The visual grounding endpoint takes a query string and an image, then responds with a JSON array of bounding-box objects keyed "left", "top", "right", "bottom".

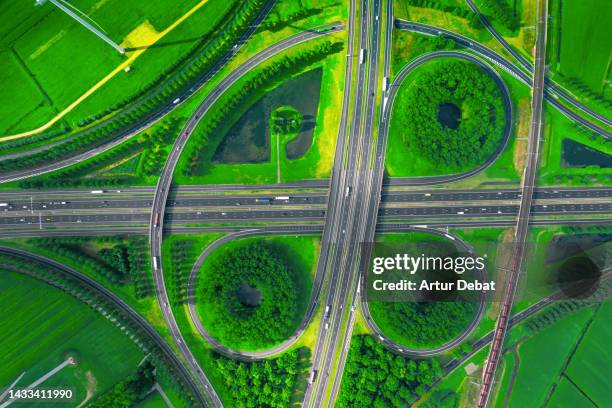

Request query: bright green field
[
  {"left": 504, "top": 307, "right": 593, "bottom": 407},
  {"left": 564, "top": 301, "right": 612, "bottom": 406},
  {"left": 554, "top": 0, "right": 612, "bottom": 94},
  {"left": 0, "top": 0, "right": 232, "bottom": 134},
  {"left": 546, "top": 377, "right": 594, "bottom": 408},
  {"left": 0, "top": 270, "right": 143, "bottom": 406},
  {"left": 196, "top": 235, "right": 319, "bottom": 350}
]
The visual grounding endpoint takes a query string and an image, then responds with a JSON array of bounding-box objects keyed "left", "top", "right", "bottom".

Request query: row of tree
[
  {"left": 27, "top": 237, "right": 152, "bottom": 297},
  {"left": 19, "top": 118, "right": 183, "bottom": 189},
  {"left": 182, "top": 41, "right": 344, "bottom": 176},
  {"left": 213, "top": 348, "right": 307, "bottom": 407},
  {"left": 337, "top": 335, "right": 444, "bottom": 407},
  {"left": 169, "top": 239, "right": 198, "bottom": 305}
]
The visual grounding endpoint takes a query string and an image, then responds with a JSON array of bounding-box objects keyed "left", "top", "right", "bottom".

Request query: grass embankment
[
  {"left": 196, "top": 236, "right": 318, "bottom": 351},
  {"left": 0, "top": 270, "right": 143, "bottom": 406}
]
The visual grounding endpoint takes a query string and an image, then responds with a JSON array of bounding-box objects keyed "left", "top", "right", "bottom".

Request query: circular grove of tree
[
  {"left": 396, "top": 59, "right": 507, "bottom": 170},
  {"left": 199, "top": 241, "right": 307, "bottom": 350}
]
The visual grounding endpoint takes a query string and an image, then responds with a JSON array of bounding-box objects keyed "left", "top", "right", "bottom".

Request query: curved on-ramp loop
[
  {"left": 359, "top": 227, "right": 487, "bottom": 357},
  {"left": 186, "top": 228, "right": 323, "bottom": 361},
  {"left": 383, "top": 50, "right": 513, "bottom": 187}
]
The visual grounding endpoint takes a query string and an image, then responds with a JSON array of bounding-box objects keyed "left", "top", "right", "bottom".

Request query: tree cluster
[
  {"left": 200, "top": 242, "right": 301, "bottom": 347},
  {"left": 213, "top": 348, "right": 306, "bottom": 407},
  {"left": 337, "top": 335, "right": 443, "bottom": 407},
  {"left": 271, "top": 107, "right": 303, "bottom": 135},
  {"left": 403, "top": 0, "right": 483, "bottom": 28},
  {"left": 397, "top": 60, "right": 505, "bottom": 169},
  {"left": 478, "top": 0, "right": 519, "bottom": 32},
  {"left": 89, "top": 360, "right": 156, "bottom": 407},
  {"left": 369, "top": 301, "right": 477, "bottom": 347},
  {"left": 261, "top": 7, "right": 323, "bottom": 32},
  {"left": 182, "top": 41, "right": 343, "bottom": 176}
]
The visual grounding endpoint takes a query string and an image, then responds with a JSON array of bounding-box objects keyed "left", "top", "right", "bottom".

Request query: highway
[
  {"left": 305, "top": 0, "right": 389, "bottom": 405},
  {"left": 395, "top": 20, "right": 612, "bottom": 139},
  {"left": 0, "top": 0, "right": 279, "bottom": 184},
  {"left": 0, "top": 246, "right": 208, "bottom": 407},
  {"left": 477, "top": 1, "right": 548, "bottom": 406},
  {"left": 3, "top": 186, "right": 612, "bottom": 209},
  {"left": 145, "top": 22, "right": 346, "bottom": 407},
  {"left": 463, "top": 0, "right": 611, "bottom": 129}
]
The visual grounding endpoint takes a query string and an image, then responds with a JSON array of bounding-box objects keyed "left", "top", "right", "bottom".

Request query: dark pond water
[
  {"left": 437, "top": 102, "right": 461, "bottom": 130},
  {"left": 562, "top": 138, "right": 612, "bottom": 168},
  {"left": 213, "top": 68, "right": 323, "bottom": 163},
  {"left": 236, "top": 284, "right": 261, "bottom": 307}
]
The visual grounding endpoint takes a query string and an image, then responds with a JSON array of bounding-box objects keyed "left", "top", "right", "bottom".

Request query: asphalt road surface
[
  {"left": 147, "top": 23, "right": 346, "bottom": 407},
  {"left": 395, "top": 20, "right": 611, "bottom": 139}
]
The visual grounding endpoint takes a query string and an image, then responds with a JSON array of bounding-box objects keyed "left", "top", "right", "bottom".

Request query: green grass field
[
  {"left": 0, "top": 0, "right": 234, "bottom": 134},
  {"left": 503, "top": 307, "right": 594, "bottom": 407},
  {"left": 564, "top": 301, "right": 612, "bottom": 407},
  {"left": 551, "top": 0, "right": 612, "bottom": 95},
  {"left": 545, "top": 377, "right": 595, "bottom": 408},
  {"left": 0, "top": 270, "right": 143, "bottom": 406}
]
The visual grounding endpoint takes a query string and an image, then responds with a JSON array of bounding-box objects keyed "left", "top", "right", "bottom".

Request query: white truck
[
  {"left": 359, "top": 49, "right": 366, "bottom": 64},
  {"left": 90, "top": 190, "right": 104, "bottom": 194}
]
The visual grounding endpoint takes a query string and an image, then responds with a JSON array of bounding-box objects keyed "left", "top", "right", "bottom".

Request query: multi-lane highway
[{"left": 145, "top": 22, "right": 347, "bottom": 407}]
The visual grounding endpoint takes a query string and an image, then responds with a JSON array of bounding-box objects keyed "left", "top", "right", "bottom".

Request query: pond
[
  {"left": 236, "top": 284, "right": 261, "bottom": 308},
  {"left": 213, "top": 68, "right": 323, "bottom": 163},
  {"left": 562, "top": 138, "right": 612, "bottom": 168},
  {"left": 437, "top": 102, "right": 461, "bottom": 130}
]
